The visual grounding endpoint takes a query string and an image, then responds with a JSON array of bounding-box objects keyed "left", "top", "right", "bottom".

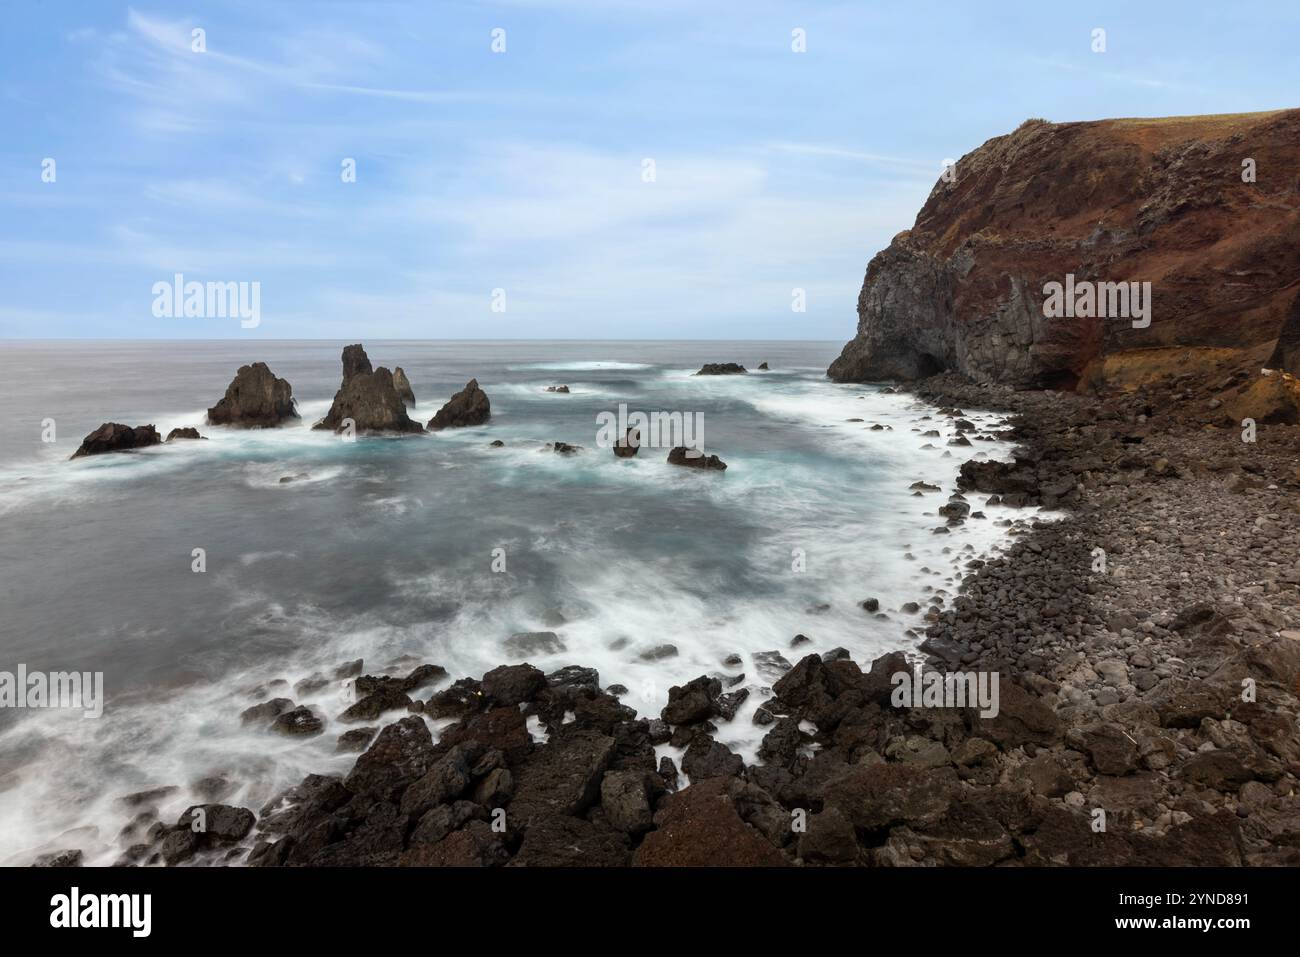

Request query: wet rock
[
  {"left": 345, "top": 715, "right": 437, "bottom": 800},
  {"left": 270, "top": 706, "right": 323, "bottom": 736},
  {"left": 661, "top": 676, "right": 721, "bottom": 725},
  {"left": 336, "top": 727, "right": 377, "bottom": 753},
  {"left": 70, "top": 423, "right": 162, "bottom": 459},
  {"left": 696, "top": 363, "right": 747, "bottom": 375},
  {"left": 165, "top": 427, "right": 205, "bottom": 442},
  {"left": 339, "top": 687, "right": 411, "bottom": 722},
  {"left": 32, "top": 849, "right": 83, "bottom": 867},
  {"left": 505, "top": 631, "right": 564, "bottom": 657},
  {"left": 682, "top": 737, "right": 744, "bottom": 780},
  {"left": 481, "top": 664, "right": 546, "bottom": 706},
  {"left": 614, "top": 428, "right": 640, "bottom": 458},
  {"left": 177, "top": 804, "right": 256, "bottom": 843},
  {"left": 427, "top": 378, "right": 491, "bottom": 430},
  {"left": 667, "top": 446, "right": 727, "bottom": 470},
  {"left": 240, "top": 698, "right": 294, "bottom": 727}
]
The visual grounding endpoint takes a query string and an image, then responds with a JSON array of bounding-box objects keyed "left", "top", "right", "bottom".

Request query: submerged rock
[
  {"left": 613, "top": 428, "right": 640, "bottom": 458},
  {"left": 70, "top": 423, "right": 161, "bottom": 459},
  {"left": 427, "top": 379, "right": 491, "bottom": 430},
  {"left": 207, "top": 362, "right": 299, "bottom": 428}
]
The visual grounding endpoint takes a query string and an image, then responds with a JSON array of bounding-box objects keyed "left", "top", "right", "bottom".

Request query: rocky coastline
[{"left": 66, "top": 361, "right": 1298, "bottom": 868}]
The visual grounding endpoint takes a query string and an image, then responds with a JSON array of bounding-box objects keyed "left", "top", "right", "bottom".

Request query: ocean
[{"left": 0, "top": 339, "right": 1021, "bottom": 864}]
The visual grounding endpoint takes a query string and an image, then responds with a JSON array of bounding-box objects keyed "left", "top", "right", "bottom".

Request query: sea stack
[
  {"left": 393, "top": 367, "right": 416, "bottom": 406},
  {"left": 207, "top": 362, "right": 300, "bottom": 428},
  {"left": 314, "top": 344, "right": 423, "bottom": 434},
  {"left": 70, "top": 423, "right": 162, "bottom": 459},
  {"left": 427, "top": 379, "right": 491, "bottom": 430}
]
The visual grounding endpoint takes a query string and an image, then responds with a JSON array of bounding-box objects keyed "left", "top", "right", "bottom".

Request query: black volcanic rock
[
  {"left": 393, "top": 367, "right": 416, "bottom": 406},
  {"left": 207, "top": 362, "right": 299, "bottom": 428},
  {"left": 70, "top": 423, "right": 161, "bottom": 459},
  {"left": 667, "top": 446, "right": 727, "bottom": 471},
  {"left": 427, "top": 379, "right": 491, "bottom": 430},
  {"left": 342, "top": 343, "right": 373, "bottom": 382},
  {"left": 696, "top": 363, "right": 747, "bottom": 375},
  {"left": 314, "top": 345, "right": 424, "bottom": 434},
  {"left": 165, "top": 427, "right": 205, "bottom": 442}
]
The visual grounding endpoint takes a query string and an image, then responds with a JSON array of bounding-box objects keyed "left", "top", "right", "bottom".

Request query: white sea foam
[{"left": 0, "top": 371, "right": 1050, "bottom": 866}]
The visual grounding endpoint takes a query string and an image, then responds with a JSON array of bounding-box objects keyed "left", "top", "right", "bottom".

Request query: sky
[{"left": 1, "top": 0, "right": 1296, "bottom": 341}]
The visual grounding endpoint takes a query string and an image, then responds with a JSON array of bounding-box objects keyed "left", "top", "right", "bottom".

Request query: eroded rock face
[
  {"left": 828, "top": 110, "right": 1300, "bottom": 389},
  {"left": 207, "top": 362, "right": 300, "bottom": 428},
  {"left": 70, "top": 423, "right": 161, "bottom": 459},
  {"left": 427, "top": 379, "right": 491, "bottom": 430},
  {"left": 392, "top": 367, "right": 415, "bottom": 406},
  {"left": 314, "top": 345, "right": 423, "bottom": 434},
  {"left": 342, "top": 343, "right": 373, "bottom": 381}
]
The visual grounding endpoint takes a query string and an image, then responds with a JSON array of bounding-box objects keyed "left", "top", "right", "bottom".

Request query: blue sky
[{"left": 1, "top": 0, "right": 1296, "bottom": 340}]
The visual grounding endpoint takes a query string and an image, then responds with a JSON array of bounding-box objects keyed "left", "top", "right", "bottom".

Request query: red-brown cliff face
[{"left": 828, "top": 110, "right": 1300, "bottom": 392}]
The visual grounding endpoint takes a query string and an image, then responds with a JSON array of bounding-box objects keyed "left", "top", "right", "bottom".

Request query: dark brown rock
[
  {"left": 207, "top": 362, "right": 299, "bottom": 428},
  {"left": 427, "top": 378, "right": 491, "bottom": 430},
  {"left": 70, "top": 423, "right": 161, "bottom": 459}
]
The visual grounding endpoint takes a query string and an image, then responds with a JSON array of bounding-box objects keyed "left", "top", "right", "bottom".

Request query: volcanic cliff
[{"left": 828, "top": 109, "right": 1300, "bottom": 392}]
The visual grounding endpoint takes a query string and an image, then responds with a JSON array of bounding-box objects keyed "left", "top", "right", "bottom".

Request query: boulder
[
  {"left": 70, "top": 423, "right": 161, "bottom": 459},
  {"left": 206, "top": 362, "right": 299, "bottom": 428},
  {"left": 634, "top": 778, "right": 787, "bottom": 866},
  {"left": 695, "top": 363, "right": 747, "bottom": 375},
  {"left": 666, "top": 446, "right": 727, "bottom": 471},
  {"left": 613, "top": 428, "right": 640, "bottom": 458},
  {"left": 165, "top": 427, "right": 205, "bottom": 442},
  {"left": 427, "top": 378, "right": 491, "bottom": 430}
]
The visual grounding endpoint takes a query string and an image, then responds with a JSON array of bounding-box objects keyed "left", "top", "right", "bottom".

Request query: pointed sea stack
[
  {"left": 207, "top": 362, "right": 300, "bottom": 428},
  {"left": 427, "top": 379, "right": 491, "bottom": 430},
  {"left": 313, "top": 344, "right": 423, "bottom": 434},
  {"left": 393, "top": 367, "right": 416, "bottom": 406}
]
